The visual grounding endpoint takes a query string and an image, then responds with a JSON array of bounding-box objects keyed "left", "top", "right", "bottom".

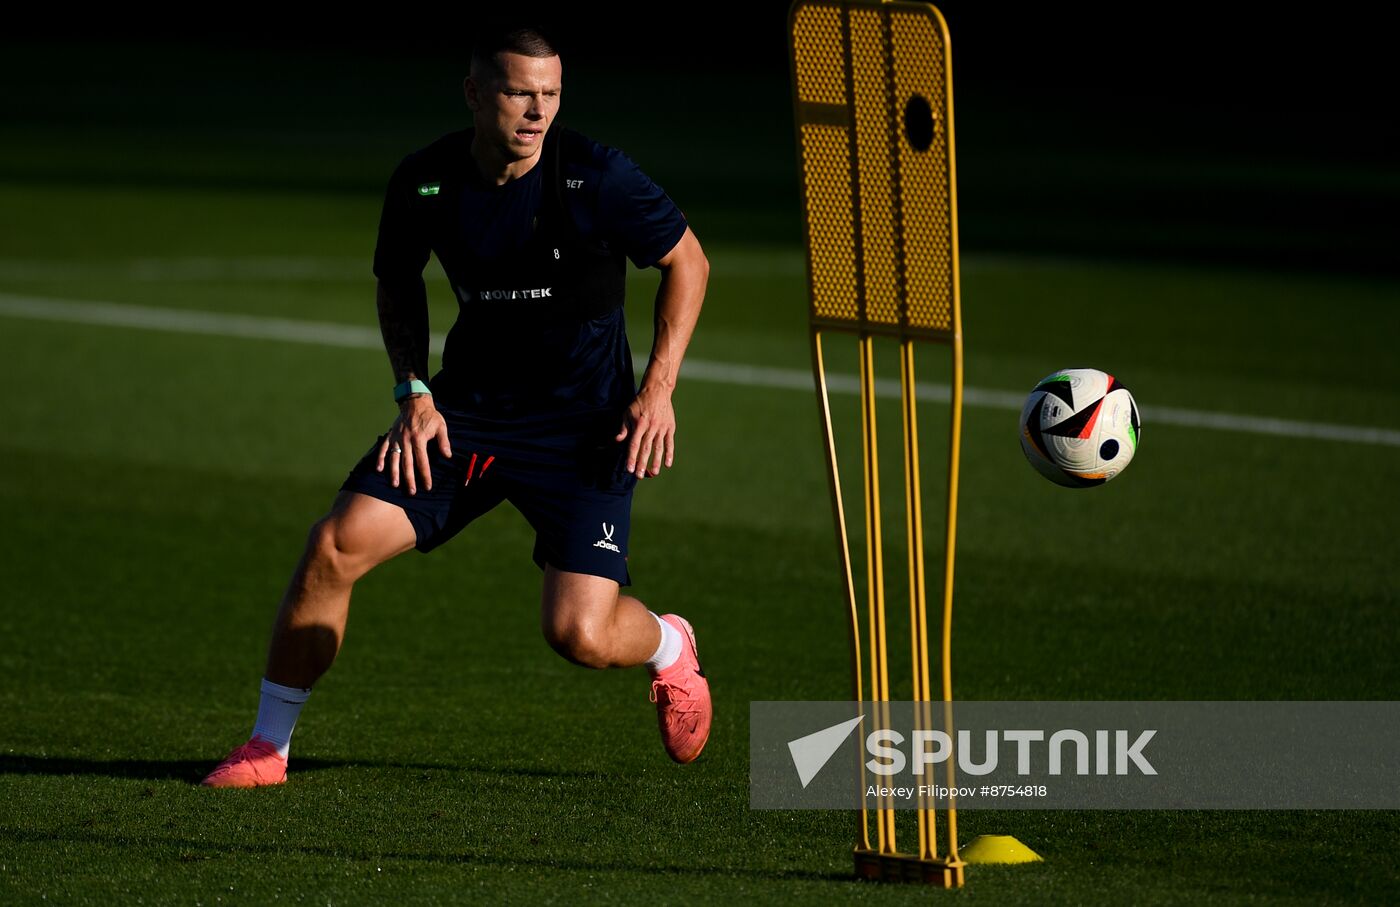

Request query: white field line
[
  {"left": 3, "top": 292, "right": 1399, "bottom": 449},
  {"left": 0, "top": 257, "right": 373, "bottom": 283}
]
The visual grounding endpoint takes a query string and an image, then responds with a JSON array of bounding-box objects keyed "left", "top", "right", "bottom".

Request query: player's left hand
[{"left": 616, "top": 385, "right": 676, "bottom": 479}]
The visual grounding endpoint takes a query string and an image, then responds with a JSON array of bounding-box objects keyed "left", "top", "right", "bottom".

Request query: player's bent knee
[
  {"left": 304, "top": 515, "right": 381, "bottom": 586},
  {"left": 542, "top": 617, "right": 614, "bottom": 669},
  {"left": 539, "top": 567, "right": 625, "bottom": 668},
  {"left": 302, "top": 518, "right": 358, "bottom": 585},
  {"left": 303, "top": 495, "right": 415, "bottom": 584}
]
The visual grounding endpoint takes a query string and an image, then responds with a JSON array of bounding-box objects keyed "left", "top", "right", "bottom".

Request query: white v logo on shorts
[{"left": 593, "top": 522, "right": 620, "bottom": 553}]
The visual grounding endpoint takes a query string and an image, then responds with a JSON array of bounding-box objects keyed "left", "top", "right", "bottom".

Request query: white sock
[
  {"left": 645, "top": 612, "right": 683, "bottom": 672},
  {"left": 251, "top": 678, "right": 311, "bottom": 758}
]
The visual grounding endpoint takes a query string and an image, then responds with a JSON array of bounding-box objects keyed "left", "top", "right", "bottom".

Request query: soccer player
[{"left": 202, "top": 27, "right": 712, "bottom": 787}]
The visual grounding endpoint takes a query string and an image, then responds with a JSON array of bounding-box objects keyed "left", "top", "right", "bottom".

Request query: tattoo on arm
[{"left": 376, "top": 279, "right": 430, "bottom": 383}]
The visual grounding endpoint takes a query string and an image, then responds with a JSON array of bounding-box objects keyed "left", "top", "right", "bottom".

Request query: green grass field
[
  {"left": 2, "top": 36, "right": 1399, "bottom": 904},
  {"left": 2, "top": 176, "right": 1398, "bottom": 905}
]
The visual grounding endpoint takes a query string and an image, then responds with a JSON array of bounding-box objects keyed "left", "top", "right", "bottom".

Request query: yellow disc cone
[{"left": 959, "top": 835, "right": 1043, "bottom": 864}]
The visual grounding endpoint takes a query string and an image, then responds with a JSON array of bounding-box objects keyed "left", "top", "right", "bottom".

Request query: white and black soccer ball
[{"left": 1019, "top": 368, "right": 1141, "bottom": 488}]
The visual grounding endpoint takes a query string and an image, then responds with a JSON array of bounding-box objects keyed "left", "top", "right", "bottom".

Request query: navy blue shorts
[{"left": 339, "top": 408, "right": 636, "bottom": 586}]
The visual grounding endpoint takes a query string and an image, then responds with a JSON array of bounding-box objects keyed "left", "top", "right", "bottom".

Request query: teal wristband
[{"left": 393, "top": 379, "right": 431, "bottom": 403}]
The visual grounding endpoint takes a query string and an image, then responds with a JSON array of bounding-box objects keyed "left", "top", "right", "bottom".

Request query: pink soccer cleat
[
  {"left": 649, "top": 614, "right": 712, "bottom": 764},
  {"left": 200, "top": 737, "right": 288, "bottom": 788}
]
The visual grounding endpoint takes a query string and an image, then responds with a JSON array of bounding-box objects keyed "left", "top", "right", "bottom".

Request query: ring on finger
[{"left": 392, "top": 445, "right": 403, "bottom": 454}]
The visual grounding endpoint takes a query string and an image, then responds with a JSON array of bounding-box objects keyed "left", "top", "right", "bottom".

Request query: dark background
[{"left": 3, "top": 3, "right": 1395, "bottom": 272}]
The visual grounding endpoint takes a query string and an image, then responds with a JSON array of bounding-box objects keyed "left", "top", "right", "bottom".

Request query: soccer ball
[{"left": 1019, "top": 368, "right": 1141, "bottom": 488}]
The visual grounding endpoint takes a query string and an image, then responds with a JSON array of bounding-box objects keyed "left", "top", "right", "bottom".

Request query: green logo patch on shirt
[{"left": 418, "top": 182, "right": 441, "bottom": 196}]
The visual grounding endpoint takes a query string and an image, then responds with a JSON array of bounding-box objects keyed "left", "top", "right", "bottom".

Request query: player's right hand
[{"left": 376, "top": 395, "right": 452, "bottom": 495}]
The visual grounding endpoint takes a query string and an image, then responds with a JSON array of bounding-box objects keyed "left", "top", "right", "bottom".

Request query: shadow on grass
[
  {"left": 0, "top": 824, "right": 848, "bottom": 884},
  {"left": 0, "top": 754, "right": 604, "bottom": 783}
]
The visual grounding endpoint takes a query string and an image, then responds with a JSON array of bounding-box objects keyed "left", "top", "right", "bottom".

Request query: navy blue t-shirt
[{"left": 372, "top": 127, "right": 687, "bottom": 452}]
